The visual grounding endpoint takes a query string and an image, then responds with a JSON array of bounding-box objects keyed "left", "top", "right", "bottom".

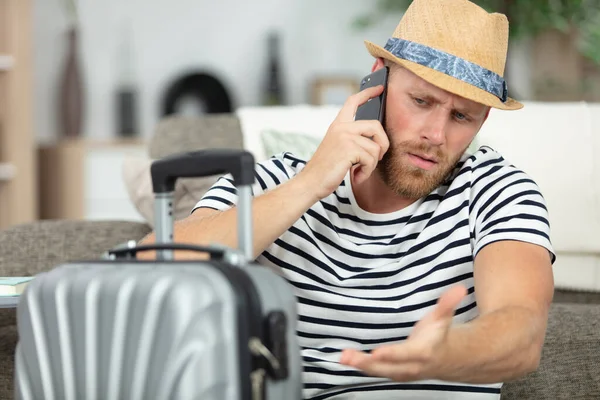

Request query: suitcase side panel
[{"left": 16, "top": 262, "right": 243, "bottom": 400}]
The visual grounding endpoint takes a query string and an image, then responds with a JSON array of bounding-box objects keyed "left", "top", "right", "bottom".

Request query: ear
[
  {"left": 371, "top": 58, "right": 385, "bottom": 73},
  {"left": 483, "top": 107, "right": 491, "bottom": 122},
  {"left": 476, "top": 107, "right": 492, "bottom": 132}
]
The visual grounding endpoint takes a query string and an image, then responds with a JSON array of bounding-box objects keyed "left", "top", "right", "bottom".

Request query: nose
[{"left": 421, "top": 108, "right": 448, "bottom": 146}]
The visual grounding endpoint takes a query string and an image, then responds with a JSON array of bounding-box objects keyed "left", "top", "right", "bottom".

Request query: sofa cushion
[
  {"left": 148, "top": 114, "right": 243, "bottom": 159},
  {"left": 129, "top": 114, "right": 245, "bottom": 225},
  {"left": 122, "top": 155, "right": 218, "bottom": 227},
  {"left": 0, "top": 220, "right": 151, "bottom": 277}
]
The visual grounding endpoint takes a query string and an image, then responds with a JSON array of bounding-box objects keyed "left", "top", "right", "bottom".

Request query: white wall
[{"left": 33, "top": 0, "right": 403, "bottom": 143}]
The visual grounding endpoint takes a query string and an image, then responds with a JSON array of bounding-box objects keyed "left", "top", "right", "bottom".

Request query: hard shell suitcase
[{"left": 14, "top": 149, "right": 303, "bottom": 400}]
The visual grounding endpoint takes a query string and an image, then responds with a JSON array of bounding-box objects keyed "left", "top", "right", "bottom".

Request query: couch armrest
[
  {"left": 502, "top": 303, "right": 600, "bottom": 399},
  {"left": 0, "top": 219, "right": 151, "bottom": 277}
]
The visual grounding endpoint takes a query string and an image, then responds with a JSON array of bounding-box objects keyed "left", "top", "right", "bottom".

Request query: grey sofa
[{"left": 0, "top": 114, "right": 599, "bottom": 399}]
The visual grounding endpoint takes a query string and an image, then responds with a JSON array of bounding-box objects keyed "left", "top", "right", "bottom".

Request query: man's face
[{"left": 375, "top": 61, "right": 490, "bottom": 199}]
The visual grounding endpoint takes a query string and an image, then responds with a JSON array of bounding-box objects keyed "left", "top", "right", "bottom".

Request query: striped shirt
[{"left": 194, "top": 146, "right": 555, "bottom": 399}]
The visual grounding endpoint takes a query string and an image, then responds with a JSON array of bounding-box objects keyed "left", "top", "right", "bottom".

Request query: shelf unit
[
  {"left": 0, "top": 0, "right": 37, "bottom": 229},
  {"left": 38, "top": 138, "right": 147, "bottom": 222}
]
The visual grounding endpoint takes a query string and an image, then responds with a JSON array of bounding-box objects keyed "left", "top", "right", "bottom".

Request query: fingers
[
  {"left": 349, "top": 145, "right": 377, "bottom": 183},
  {"left": 341, "top": 121, "right": 387, "bottom": 184},
  {"left": 353, "top": 135, "right": 381, "bottom": 162},
  {"left": 355, "top": 360, "right": 423, "bottom": 382},
  {"left": 348, "top": 120, "right": 390, "bottom": 159},
  {"left": 352, "top": 136, "right": 381, "bottom": 184},
  {"left": 338, "top": 286, "right": 468, "bottom": 384},
  {"left": 340, "top": 348, "right": 424, "bottom": 382},
  {"left": 337, "top": 85, "right": 385, "bottom": 122},
  {"left": 431, "top": 285, "right": 468, "bottom": 321},
  {"left": 340, "top": 348, "right": 373, "bottom": 369},
  {"left": 370, "top": 341, "right": 432, "bottom": 364}
]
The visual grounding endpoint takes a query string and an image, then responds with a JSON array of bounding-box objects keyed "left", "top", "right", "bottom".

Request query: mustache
[{"left": 393, "top": 140, "right": 446, "bottom": 162}]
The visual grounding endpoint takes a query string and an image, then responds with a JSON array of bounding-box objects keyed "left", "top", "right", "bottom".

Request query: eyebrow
[{"left": 410, "top": 91, "right": 479, "bottom": 116}]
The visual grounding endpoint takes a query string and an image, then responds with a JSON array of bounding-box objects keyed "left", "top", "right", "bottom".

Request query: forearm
[
  {"left": 432, "top": 306, "right": 546, "bottom": 384},
  {"left": 139, "top": 174, "right": 318, "bottom": 260}
]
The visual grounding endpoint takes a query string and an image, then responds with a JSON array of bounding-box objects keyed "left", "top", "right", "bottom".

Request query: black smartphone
[{"left": 355, "top": 66, "right": 389, "bottom": 125}]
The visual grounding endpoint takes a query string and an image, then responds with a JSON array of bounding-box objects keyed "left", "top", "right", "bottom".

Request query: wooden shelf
[
  {"left": 0, "top": 54, "right": 14, "bottom": 71},
  {"left": 0, "top": 163, "right": 16, "bottom": 181},
  {"left": 0, "top": 0, "right": 37, "bottom": 229}
]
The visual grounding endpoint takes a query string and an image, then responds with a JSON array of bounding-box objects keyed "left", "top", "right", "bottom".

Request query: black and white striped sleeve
[
  {"left": 192, "top": 152, "right": 299, "bottom": 213},
  {"left": 471, "top": 164, "right": 556, "bottom": 263}
]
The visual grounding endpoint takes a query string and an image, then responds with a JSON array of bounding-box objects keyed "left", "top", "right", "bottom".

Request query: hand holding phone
[
  {"left": 355, "top": 67, "right": 389, "bottom": 126},
  {"left": 297, "top": 73, "right": 390, "bottom": 202}
]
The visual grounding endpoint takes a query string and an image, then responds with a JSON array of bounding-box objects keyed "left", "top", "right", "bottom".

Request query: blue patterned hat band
[{"left": 384, "top": 37, "right": 508, "bottom": 103}]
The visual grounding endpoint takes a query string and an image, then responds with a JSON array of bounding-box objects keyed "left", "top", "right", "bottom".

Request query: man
[{"left": 141, "top": 0, "right": 555, "bottom": 398}]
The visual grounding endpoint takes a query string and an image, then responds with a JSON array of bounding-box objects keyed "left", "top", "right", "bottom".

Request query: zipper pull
[
  {"left": 250, "top": 368, "right": 266, "bottom": 400},
  {"left": 248, "top": 337, "right": 281, "bottom": 371}
]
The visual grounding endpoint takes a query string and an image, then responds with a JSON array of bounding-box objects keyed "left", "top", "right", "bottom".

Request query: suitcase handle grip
[
  {"left": 150, "top": 149, "right": 255, "bottom": 193},
  {"left": 108, "top": 243, "right": 225, "bottom": 259}
]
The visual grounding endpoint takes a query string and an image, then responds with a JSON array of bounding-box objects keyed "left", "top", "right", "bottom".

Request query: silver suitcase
[{"left": 14, "top": 149, "right": 303, "bottom": 400}]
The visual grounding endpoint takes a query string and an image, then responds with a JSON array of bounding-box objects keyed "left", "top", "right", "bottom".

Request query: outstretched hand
[{"left": 340, "top": 285, "right": 468, "bottom": 382}]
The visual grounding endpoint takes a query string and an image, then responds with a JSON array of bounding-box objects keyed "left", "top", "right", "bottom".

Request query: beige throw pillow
[{"left": 122, "top": 155, "right": 218, "bottom": 228}]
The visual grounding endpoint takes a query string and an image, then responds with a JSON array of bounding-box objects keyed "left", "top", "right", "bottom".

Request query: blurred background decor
[
  {"left": 58, "top": 0, "right": 85, "bottom": 138},
  {"left": 115, "top": 20, "right": 139, "bottom": 138},
  {"left": 262, "top": 31, "right": 286, "bottom": 106},
  {"left": 310, "top": 76, "right": 359, "bottom": 105},
  {"left": 353, "top": 0, "right": 600, "bottom": 102},
  {"left": 161, "top": 71, "right": 234, "bottom": 118},
  {"left": 7, "top": 0, "right": 596, "bottom": 229}
]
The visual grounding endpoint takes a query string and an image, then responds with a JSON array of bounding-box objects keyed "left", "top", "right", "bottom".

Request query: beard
[{"left": 376, "top": 135, "right": 466, "bottom": 200}]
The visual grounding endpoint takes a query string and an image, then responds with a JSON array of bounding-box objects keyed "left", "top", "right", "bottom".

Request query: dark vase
[
  {"left": 59, "top": 26, "right": 84, "bottom": 138},
  {"left": 262, "top": 32, "right": 285, "bottom": 106},
  {"left": 116, "top": 87, "right": 137, "bottom": 137}
]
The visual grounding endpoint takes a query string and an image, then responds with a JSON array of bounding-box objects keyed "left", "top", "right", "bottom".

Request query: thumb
[{"left": 431, "top": 285, "right": 467, "bottom": 321}]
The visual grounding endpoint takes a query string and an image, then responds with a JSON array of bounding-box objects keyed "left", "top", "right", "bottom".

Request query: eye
[
  {"left": 454, "top": 112, "right": 468, "bottom": 121},
  {"left": 414, "top": 97, "right": 427, "bottom": 105}
]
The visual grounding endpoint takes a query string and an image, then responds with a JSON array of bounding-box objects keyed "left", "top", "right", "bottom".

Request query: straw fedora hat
[{"left": 365, "top": 0, "right": 522, "bottom": 110}]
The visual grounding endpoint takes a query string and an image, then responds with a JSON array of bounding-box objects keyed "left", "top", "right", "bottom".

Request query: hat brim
[{"left": 365, "top": 40, "right": 523, "bottom": 111}]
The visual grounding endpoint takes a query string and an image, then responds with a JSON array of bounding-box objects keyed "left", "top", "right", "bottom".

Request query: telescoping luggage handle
[{"left": 149, "top": 148, "right": 255, "bottom": 261}]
